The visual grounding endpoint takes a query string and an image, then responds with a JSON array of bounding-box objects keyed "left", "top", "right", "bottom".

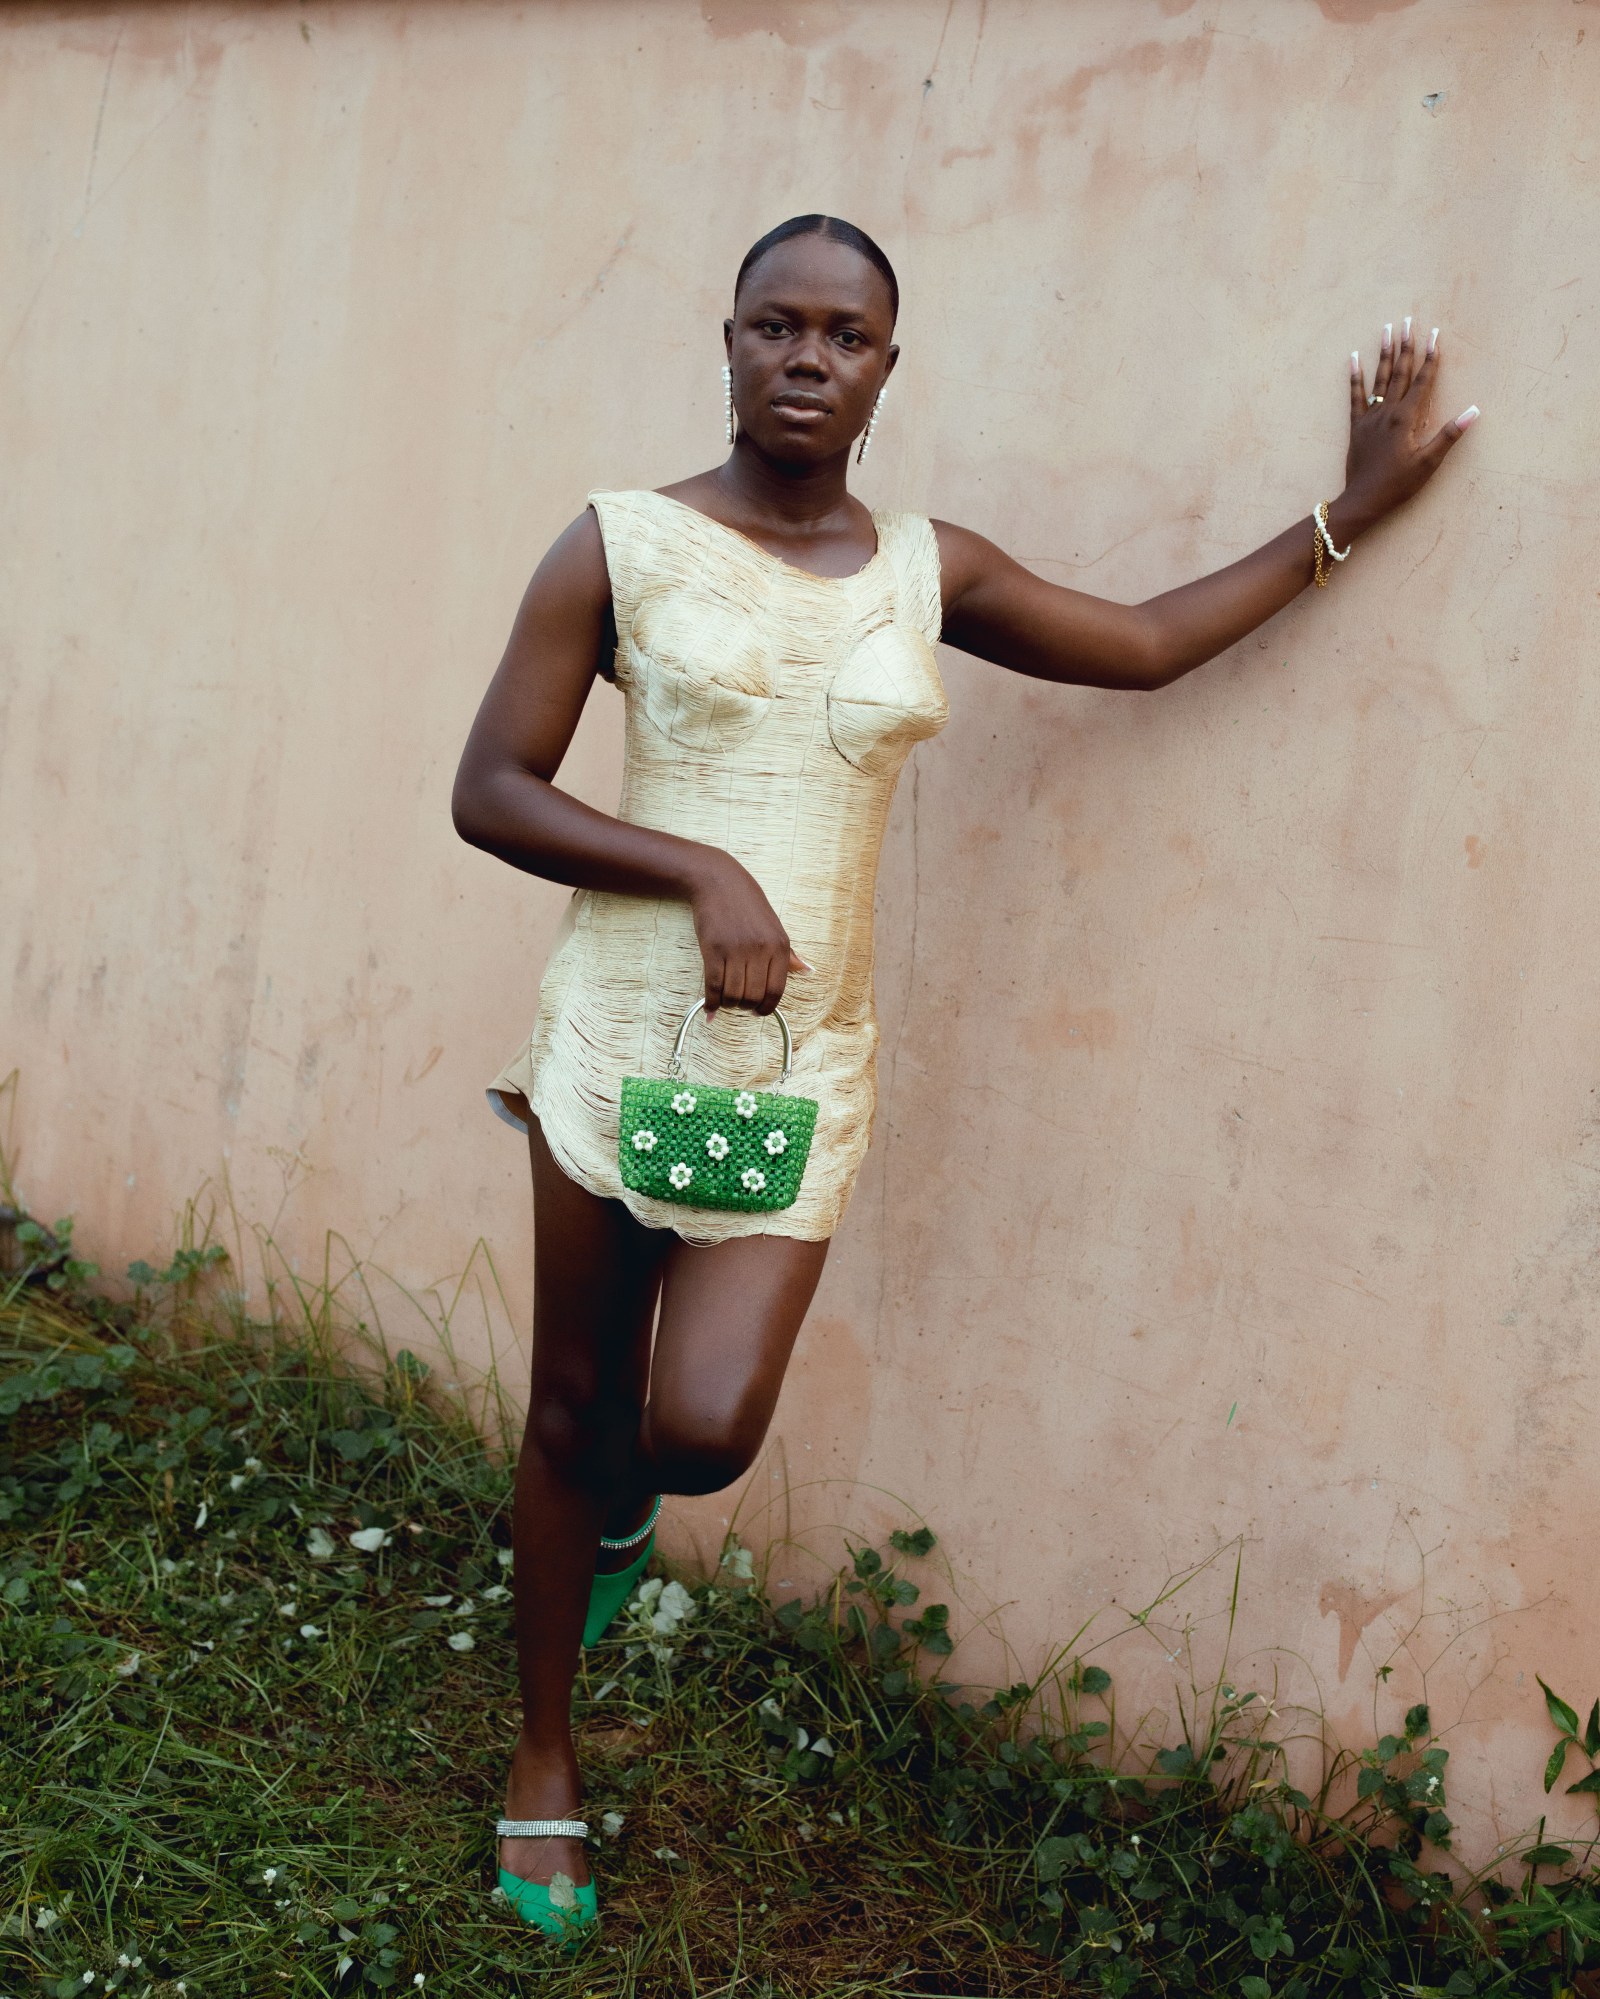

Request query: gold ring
[{"left": 1367, "top": 393, "right": 1384, "bottom": 406}]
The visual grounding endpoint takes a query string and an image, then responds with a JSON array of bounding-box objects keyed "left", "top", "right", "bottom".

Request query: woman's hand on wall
[
  {"left": 935, "top": 318, "right": 1481, "bottom": 693},
  {"left": 1337, "top": 321, "right": 1479, "bottom": 541}
]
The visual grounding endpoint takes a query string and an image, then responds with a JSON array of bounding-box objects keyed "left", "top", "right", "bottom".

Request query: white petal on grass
[
  {"left": 114, "top": 1652, "right": 141, "bottom": 1677},
  {"left": 547, "top": 1872, "right": 578, "bottom": 1912},
  {"left": 305, "top": 1527, "right": 337, "bottom": 1560},
  {"left": 811, "top": 1736, "right": 835, "bottom": 1757},
  {"left": 420, "top": 1594, "right": 453, "bottom": 1608},
  {"left": 228, "top": 1474, "right": 246, "bottom": 1491},
  {"left": 652, "top": 1846, "right": 679, "bottom": 1862},
  {"left": 495, "top": 1548, "right": 513, "bottom": 1568},
  {"left": 659, "top": 1579, "right": 696, "bottom": 1621},
  {"left": 193, "top": 1502, "right": 208, "bottom": 1530},
  {"left": 66, "top": 1578, "right": 88, "bottom": 1595},
  {"left": 298, "top": 1623, "right": 324, "bottom": 1639},
  {"left": 447, "top": 1630, "right": 475, "bottom": 1652},
  {"left": 348, "top": 1526, "right": 390, "bottom": 1553},
  {"left": 336, "top": 1956, "right": 353, "bottom": 1977},
  {"left": 601, "top": 1811, "right": 625, "bottom": 1837},
  {"left": 277, "top": 1601, "right": 298, "bottom": 1618},
  {"left": 479, "top": 1584, "right": 510, "bottom": 1602}
]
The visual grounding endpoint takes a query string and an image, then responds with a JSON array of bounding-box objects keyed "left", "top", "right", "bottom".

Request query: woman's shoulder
[{"left": 868, "top": 510, "right": 943, "bottom": 640}]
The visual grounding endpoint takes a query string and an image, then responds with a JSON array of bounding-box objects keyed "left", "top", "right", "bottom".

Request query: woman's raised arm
[{"left": 935, "top": 322, "right": 1478, "bottom": 692}]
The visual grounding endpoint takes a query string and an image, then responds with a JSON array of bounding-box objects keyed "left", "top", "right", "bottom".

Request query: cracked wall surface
[{"left": 3, "top": 0, "right": 1597, "bottom": 1864}]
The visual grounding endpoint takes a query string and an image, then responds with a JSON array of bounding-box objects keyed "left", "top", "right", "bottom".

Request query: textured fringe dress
[{"left": 487, "top": 488, "right": 948, "bottom": 1244}]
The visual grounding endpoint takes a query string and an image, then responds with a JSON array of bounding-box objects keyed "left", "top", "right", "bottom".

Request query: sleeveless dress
[{"left": 486, "top": 488, "right": 948, "bottom": 1243}]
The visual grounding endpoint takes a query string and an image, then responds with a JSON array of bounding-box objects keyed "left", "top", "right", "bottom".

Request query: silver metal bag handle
[{"left": 667, "top": 998, "right": 792, "bottom": 1085}]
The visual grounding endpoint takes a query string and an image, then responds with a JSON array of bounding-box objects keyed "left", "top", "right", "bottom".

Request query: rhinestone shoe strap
[
  {"left": 598, "top": 1492, "right": 663, "bottom": 1551},
  {"left": 496, "top": 1818, "right": 588, "bottom": 1839}
]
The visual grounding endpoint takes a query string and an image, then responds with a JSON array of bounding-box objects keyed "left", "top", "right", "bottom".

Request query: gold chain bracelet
[{"left": 1312, "top": 501, "right": 1352, "bottom": 588}]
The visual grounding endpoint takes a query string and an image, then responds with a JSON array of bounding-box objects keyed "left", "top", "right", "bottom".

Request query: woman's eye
[{"left": 836, "top": 330, "right": 863, "bottom": 347}]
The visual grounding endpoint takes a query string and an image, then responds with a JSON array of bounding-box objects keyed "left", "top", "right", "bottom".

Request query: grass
[{"left": 2, "top": 1215, "right": 1599, "bottom": 1999}]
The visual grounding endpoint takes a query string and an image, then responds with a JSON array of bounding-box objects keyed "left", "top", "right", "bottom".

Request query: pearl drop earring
[
  {"left": 722, "top": 362, "right": 735, "bottom": 445},
  {"left": 856, "top": 384, "right": 887, "bottom": 465}
]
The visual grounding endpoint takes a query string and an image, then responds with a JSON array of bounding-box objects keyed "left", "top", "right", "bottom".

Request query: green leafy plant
[
  {"left": 125, "top": 1242, "right": 229, "bottom": 1291},
  {"left": 10, "top": 1215, "right": 98, "bottom": 1294},
  {"left": 4, "top": 1212, "right": 1599, "bottom": 1998},
  {"left": 1539, "top": 1675, "right": 1600, "bottom": 1807}
]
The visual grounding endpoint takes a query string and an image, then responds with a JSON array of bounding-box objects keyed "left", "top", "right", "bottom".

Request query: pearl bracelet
[{"left": 1312, "top": 501, "right": 1352, "bottom": 588}]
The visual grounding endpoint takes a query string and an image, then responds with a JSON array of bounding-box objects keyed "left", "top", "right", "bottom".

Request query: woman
[{"left": 451, "top": 214, "right": 1477, "bottom": 1935}]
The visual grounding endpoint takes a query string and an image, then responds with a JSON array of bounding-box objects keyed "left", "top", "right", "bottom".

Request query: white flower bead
[
  {"left": 734, "top": 1092, "right": 758, "bottom": 1119},
  {"left": 741, "top": 1167, "right": 766, "bottom": 1193},
  {"left": 671, "top": 1090, "right": 696, "bottom": 1114},
  {"left": 632, "top": 1129, "right": 657, "bottom": 1153},
  {"left": 668, "top": 1161, "right": 693, "bottom": 1190},
  {"left": 706, "top": 1132, "right": 730, "bottom": 1160},
  {"left": 763, "top": 1129, "right": 788, "bottom": 1156}
]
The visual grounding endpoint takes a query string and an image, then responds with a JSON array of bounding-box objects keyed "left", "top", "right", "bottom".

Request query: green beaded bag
[{"left": 618, "top": 1001, "right": 818, "bottom": 1214}]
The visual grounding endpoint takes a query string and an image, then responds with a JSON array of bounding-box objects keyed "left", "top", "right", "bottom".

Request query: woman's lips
[{"left": 772, "top": 400, "right": 830, "bottom": 424}]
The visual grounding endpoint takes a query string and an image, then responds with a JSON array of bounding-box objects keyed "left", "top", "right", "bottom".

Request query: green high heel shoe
[
  {"left": 496, "top": 1816, "right": 599, "bottom": 1941},
  {"left": 583, "top": 1494, "right": 662, "bottom": 1648}
]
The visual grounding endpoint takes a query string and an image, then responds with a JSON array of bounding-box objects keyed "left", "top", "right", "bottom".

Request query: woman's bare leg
[
  {"left": 500, "top": 1119, "right": 664, "bottom": 1895},
  {"left": 501, "top": 1114, "right": 829, "bottom": 1896},
  {"left": 628, "top": 1228, "right": 829, "bottom": 1502}
]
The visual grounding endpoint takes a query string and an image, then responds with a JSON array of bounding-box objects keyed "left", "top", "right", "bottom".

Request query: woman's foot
[
  {"left": 500, "top": 1730, "right": 590, "bottom": 1891},
  {"left": 595, "top": 1491, "right": 658, "bottom": 1575}
]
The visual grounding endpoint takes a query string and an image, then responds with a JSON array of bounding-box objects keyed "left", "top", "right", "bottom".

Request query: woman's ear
[
  {"left": 884, "top": 343, "right": 900, "bottom": 381},
  {"left": 723, "top": 318, "right": 734, "bottom": 356}
]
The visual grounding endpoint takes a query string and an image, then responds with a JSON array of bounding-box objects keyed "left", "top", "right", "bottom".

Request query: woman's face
[{"left": 724, "top": 236, "right": 898, "bottom": 467}]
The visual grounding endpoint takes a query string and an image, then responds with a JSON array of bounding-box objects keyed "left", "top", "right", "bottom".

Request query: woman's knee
[
  {"left": 642, "top": 1398, "right": 769, "bottom": 1496},
  {"left": 526, "top": 1384, "right": 642, "bottom": 1492}
]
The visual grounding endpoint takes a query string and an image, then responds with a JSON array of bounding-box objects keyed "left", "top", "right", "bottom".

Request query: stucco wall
[{"left": 4, "top": 0, "right": 1597, "bottom": 1864}]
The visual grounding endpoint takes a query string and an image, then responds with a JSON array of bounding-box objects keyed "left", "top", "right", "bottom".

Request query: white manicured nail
[
  {"left": 1403, "top": 315, "right": 1412, "bottom": 342},
  {"left": 1428, "top": 327, "right": 1439, "bottom": 354},
  {"left": 1351, "top": 350, "right": 1361, "bottom": 373},
  {"left": 1382, "top": 323, "right": 1393, "bottom": 351},
  {"left": 1456, "top": 405, "right": 1480, "bottom": 428}
]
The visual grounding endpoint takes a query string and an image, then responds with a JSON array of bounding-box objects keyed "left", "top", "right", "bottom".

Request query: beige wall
[{"left": 4, "top": 0, "right": 1597, "bottom": 1865}]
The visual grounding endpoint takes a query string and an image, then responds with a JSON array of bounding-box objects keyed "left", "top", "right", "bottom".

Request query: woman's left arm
[{"left": 935, "top": 324, "right": 1478, "bottom": 691}]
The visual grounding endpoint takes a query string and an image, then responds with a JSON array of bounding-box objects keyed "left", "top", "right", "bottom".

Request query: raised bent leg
[{"left": 632, "top": 1228, "right": 830, "bottom": 1500}]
